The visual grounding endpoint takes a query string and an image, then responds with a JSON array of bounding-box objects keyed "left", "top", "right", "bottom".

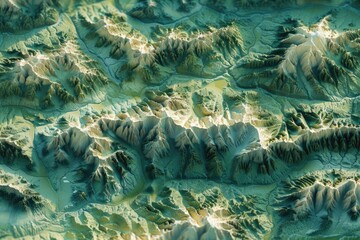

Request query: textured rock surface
[{"left": 0, "top": 0, "right": 359, "bottom": 239}]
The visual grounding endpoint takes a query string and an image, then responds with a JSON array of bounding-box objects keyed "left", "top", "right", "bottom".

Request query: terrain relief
[{"left": 0, "top": 0, "right": 360, "bottom": 239}]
